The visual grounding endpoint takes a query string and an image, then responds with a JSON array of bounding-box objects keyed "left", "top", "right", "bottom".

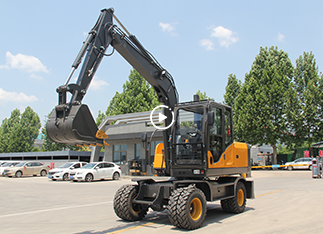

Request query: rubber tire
[
  {"left": 85, "top": 173, "right": 93, "bottom": 182},
  {"left": 113, "top": 184, "right": 147, "bottom": 221},
  {"left": 221, "top": 182, "right": 246, "bottom": 214},
  {"left": 40, "top": 170, "right": 47, "bottom": 176},
  {"left": 15, "top": 171, "right": 23, "bottom": 178},
  {"left": 63, "top": 173, "right": 69, "bottom": 181},
  {"left": 168, "top": 185, "right": 207, "bottom": 230},
  {"left": 112, "top": 172, "right": 120, "bottom": 180},
  {"left": 309, "top": 165, "right": 312, "bottom": 171},
  {"left": 288, "top": 166, "right": 293, "bottom": 171}
]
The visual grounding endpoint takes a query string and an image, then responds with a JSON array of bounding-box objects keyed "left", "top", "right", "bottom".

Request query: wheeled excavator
[{"left": 46, "top": 8, "right": 254, "bottom": 230}]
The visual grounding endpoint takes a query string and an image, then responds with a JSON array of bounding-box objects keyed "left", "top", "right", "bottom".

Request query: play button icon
[
  {"left": 158, "top": 113, "right": 167, "bottom": 122},
  {"left": 150, "top": 105, "right": 175, "bottom": 130}
]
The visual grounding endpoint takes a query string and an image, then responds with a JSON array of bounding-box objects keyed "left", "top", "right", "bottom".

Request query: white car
[
  {"left": 0, "top": 162, "right": 20, "bottom": 175},
  {"left": 48, "top": 162, "right": 87, "bottom": 181},
  {"left": 69, "top": 162, "right": 121, "bottom": 182},
  {"left": 285, "top": 157, "right": 313, "bottom": 170}
]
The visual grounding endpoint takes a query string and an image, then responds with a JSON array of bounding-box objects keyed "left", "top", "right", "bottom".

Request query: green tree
[
  {"left": 195, "top": 90, "right": 210, "bottom": 100},
  {"left": 97, "top": 69, "right": 159, "bottom": 123},
  {"left": 0, "top": 107, "right": 41, "bottom": 153},
  {"left": 234, "top": 46, "right": 294, "bottom": 163},
  {"left": 223, "top": 73, "right": 242, "bottom": 110},
  {"left": 285, "top": 52, "right": 322, "bottom": 156}
]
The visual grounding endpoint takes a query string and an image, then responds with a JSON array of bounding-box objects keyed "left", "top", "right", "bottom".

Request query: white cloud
[
  {"left": 278, "top": 33, "right": 285, "bottom": 42},
  {"left": 199, "top": 39, "right": 214, "bottom": 51},
  {"left": 0, "top": 88, "right": 38, "bottom": 103},
  {"left": 210, "top": 26, "right": 238, "bottom": 48},
  {"left": 29, "top": 73, "right": 44, "bottom": 80},
  {"left": 159, "top": 22, "right": 178, "bottom": 36},
  {"left": 89, "top": 76, "right": 109, "bottom": 91},
  {"left": 0, "top": 52, "right": 49, "bottom": 79}
]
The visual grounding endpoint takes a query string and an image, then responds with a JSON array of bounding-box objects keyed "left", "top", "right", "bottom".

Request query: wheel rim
[
  {"left": 190, "top": 197, "right": 202, "bottom": 221},
  {"left": 16, "top": 171, "right": 22, "bottom": 177},
  {"left": 237, "top": 189, "right": 244, "bottom": 207},
  {"left": 131, "top": 193, "right": 140, "bottom": 214},
  {"left": 114, "top": 173, "right": 119, "bottom": 180},
  {"left": 63, "top": 174, "right": 68, "bottom": 181},
  {"left": 41, "top": 170, "right": 46, "bottom": 176},
  {"left": 86, "top": 174, "right": 92, "bottom": 182}
]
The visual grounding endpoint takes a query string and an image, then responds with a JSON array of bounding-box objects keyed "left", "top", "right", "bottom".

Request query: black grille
[{"left": 172, "top": 143, "right": 203, "bottom": 165}]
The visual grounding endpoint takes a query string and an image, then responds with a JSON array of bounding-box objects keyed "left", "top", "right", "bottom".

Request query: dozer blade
[{"left": 46, "top": 104, "right": 101, "bottom": 145}]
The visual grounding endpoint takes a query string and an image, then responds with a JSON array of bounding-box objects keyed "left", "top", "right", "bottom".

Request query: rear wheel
[
  {"left": 168, "top": 184, "right": 207, "bottom": 230},
  {"left": 40, "top": 170, "right": 47, "bottom": 176},
  {"left": 112, "top": 172, "right": 120, "bottom": 180},
  {"left": 221, "top": 181, "right": 246, "bottom": 214},
  {"left": 113, "top": 184, "right": 147, "bottom": 221},
  {"left": 15, "top": 171, "right": 22, "bottom": 178},
  {"left": 287, "top": 166, "right": 293, "bottom": 171}
]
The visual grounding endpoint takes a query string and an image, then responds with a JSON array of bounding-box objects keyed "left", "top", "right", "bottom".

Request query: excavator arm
[{"left": 46, "top": 8, "right": 178, "bottom": 172}]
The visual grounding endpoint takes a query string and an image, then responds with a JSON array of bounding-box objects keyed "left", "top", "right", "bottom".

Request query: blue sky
[{"left": 0, "top": 1, "right": 322, "bottom": 128}]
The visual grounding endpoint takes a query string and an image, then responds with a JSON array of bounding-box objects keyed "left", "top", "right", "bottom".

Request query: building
[{"left": 96, "top": 110, "right": 164, "bottom": 175}]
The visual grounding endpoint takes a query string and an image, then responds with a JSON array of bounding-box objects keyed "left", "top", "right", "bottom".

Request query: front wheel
[
  {"left": 168, "top": 185, "right": 207, "bottom": 230},
  {"left": 85, "top": 173, "right": 93, "bottom": 182},
  {"left": 15, "top": 171, "right": 23, "bottom": 178},
  {"left": 113, "top": 184, "right": 147, "bottom": 221},
  {"left": 62, "top": 173, "right": 69, "bottom": 181}
]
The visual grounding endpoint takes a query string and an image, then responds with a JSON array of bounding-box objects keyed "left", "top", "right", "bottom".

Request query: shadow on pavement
[{"left": 74, "top": 203, "right": 255, "bottom": 233}]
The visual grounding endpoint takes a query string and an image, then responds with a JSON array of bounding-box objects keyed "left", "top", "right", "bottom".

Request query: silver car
[{"left": 285, "top": 157, "right": 313, "bottom": 170}]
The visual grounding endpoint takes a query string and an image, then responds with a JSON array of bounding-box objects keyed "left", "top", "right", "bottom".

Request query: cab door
[
  {"left": 96, "top": 163, "right": 106, "bottom": 179},
  {"left": 32, "top": 162, "right": 42, "bottom": 175},
  {"left": 105, "top": 163, "right": 115, "bottom": 178}
]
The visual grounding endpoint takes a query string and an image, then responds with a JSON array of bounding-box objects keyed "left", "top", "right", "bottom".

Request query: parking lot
[{"left": 1, "top": 170, "right": 323, "bottom": 234}]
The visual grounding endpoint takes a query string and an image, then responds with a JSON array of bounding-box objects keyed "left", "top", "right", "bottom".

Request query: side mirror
[
  {"left": 70, "top": 167, "right": 74, "bottom": 170},
  {"left": 141, "top": 132, "right": 147, "bottom": 142},
  {"left": 207, "top": 112, "right": 215, "bottom": 126},
  {"left": 95, "top": 167, "right": 99, "bottom": 170}
]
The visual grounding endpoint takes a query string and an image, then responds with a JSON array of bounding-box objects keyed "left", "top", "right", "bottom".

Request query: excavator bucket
[{"left": 46, "top": 104, "right": 100, "bottom": 145}]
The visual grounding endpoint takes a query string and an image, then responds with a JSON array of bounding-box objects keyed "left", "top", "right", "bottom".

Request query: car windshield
[
  {"left": 15, "top": 162, "right": 26, "bottom": 167},
  {"left": 81, "top": 163, "right": 97, "bottom": 169},
  {"left": 3, "top": 162, "right": 19, "bottom": 167},
  {"left": 59, "top": 163, "right": 74, "bottom": 168}
]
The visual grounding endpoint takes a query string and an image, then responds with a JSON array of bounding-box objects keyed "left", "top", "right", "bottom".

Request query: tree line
[
  {"left": 1, "top": 46, "right": 321, "bottom": 158},
  {"left": 224, "top": 46, "right": 322, "bottom": 163}
]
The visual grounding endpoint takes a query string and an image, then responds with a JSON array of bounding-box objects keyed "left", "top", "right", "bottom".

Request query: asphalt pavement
[{"left": 0, "top": 170, "right": 322, "bottom": 234}]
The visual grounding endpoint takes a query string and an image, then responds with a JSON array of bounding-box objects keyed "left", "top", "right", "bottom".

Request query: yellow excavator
[{"left": 46, "top": 8, "right": 254, "bottom": 230}]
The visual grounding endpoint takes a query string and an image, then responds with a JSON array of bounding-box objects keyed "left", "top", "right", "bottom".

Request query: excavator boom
[{"left": 46, "top": 8, "right": 178, "bottom": 172}]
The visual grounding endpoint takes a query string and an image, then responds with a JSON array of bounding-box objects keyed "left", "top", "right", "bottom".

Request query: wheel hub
[{"left": 189, "top": 197, "right": 202, "bottom": 221}]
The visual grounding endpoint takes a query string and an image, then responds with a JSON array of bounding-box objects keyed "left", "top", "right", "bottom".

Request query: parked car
[
  {"left": 0, "top": 162, "right": 21, "bottom": 175},
  {"left": 3, "top": 161, "right": 49, "bottom": 177},
  {"left": 69, "top": 162, "right": 121, "bottom": 182},
  {"left": 48, "top": 162, "right": 87, "bottom": 181},
  {"left": 285, "top": 157, "right": 313, "bottom": 170}
]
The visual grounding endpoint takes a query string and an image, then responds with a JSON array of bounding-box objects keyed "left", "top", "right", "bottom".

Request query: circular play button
[{"left": 150, "top": 105, "right": 175, "bottom": 130}]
